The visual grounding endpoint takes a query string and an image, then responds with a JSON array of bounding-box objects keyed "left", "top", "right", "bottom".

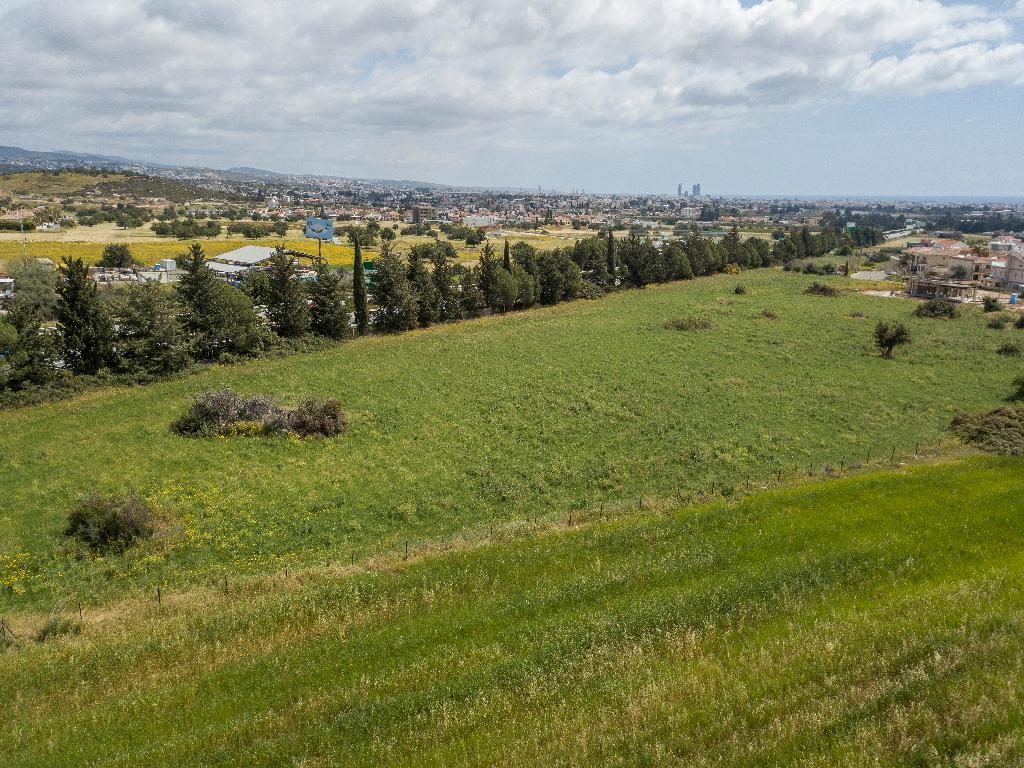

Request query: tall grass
[
  {"left": 1, "top": 459, "right": 1022, "bottom": 766},
  {"left": 0, "top": 271, "right": 1019, "bottom": 606}
]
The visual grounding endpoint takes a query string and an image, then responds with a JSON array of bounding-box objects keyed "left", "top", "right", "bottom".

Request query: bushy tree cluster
[
  {"left": 226, "top": 221, "right": 288, "bottom": 238},
  {"left": 151, "top": 219, "right": 222, "bottom": 239},
  {"left": 0, "top": 244, "right": 354, "bottom": 397},
  {"left": 439, "top": 222, "right": 486, "bottom": 245}
]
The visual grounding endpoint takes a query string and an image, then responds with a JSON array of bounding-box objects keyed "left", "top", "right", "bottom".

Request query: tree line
[{"left": 0, "top": 226, "right": 828, "bottom": 403}]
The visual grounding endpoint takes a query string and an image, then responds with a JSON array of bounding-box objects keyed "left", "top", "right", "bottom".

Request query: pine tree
[
  {"left": 372, "top": 242, "right": 418, "bottom": 332},
  {"left": 720, "top": 225, "right": 745, "bottom": 268},
  {"left": 461, "top": 265, "right": 485, "bottom": 317},
  {"left": 502, "top": 239, "right": 512, "bottom": 272},
  {"left": 432, "top": 241, "right": 462, "bottom": 321},
  {"left": 114, "top": 281, "right": 188, "bottom": 375},
  {"left": 266, "top": 246, "right": 309, "bottom": 338},
  {"left": 478, "top": 241, "right": 498, "bottom": 307},
  {"left": 352, "top": 237, "right": 368, "bottom": 335},
  {"left": 56, "top": 256, "right": 113, "bottom": 375},
  {"left": 309, "top": 259, "right": 350, "bottom": 340},
  {"left": 176, "top": 243, "right": 218, "bottom": 334},
  {"left": 176, "top": 244, "right": 260, "bottom": 360},
  {"left": 1, "top": 301, "right": 60, "bottom": 390},
  {"left": 407, "top": 244, "right": 438, "bottom": 327}
]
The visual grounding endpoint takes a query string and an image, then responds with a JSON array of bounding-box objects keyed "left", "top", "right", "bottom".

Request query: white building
[{"left": 462, "top": 215, "right": 498, "bottom": 227}]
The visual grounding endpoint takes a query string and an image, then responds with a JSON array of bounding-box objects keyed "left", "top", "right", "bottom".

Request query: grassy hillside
[
  {"left": 0, "top": 170, "right": 237, "bottom": 203},
  {"left": 1, "top": 271, "right": 1020, "bottom": 607},
  {"left": 0, "top": 171, "right": 130, "bottom": 197},
  {"left": 3, "top": 458, "right": 1023, "bottom": 766}
]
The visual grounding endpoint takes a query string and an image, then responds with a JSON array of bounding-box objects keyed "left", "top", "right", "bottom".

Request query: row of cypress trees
[{"left": 2, "top": 225, "right": 809, "bottom": 398}]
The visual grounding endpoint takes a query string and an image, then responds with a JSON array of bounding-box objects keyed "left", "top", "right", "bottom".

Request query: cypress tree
[
  {"left": 352, "top": 237, "right": 368, "bottom": 335},
  {"left": 502, "top": 239, "right": 512, "bottom": 272},
  {"left": 56, "top": 256, "right": 113, "bottom": 375}
]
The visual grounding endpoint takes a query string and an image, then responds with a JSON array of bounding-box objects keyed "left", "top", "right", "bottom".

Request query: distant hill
[
  {"left": 0, "top": 169, "right": 244, "bottom": 203},
  {"left": 0, "top": 145, "right": 164, "bottom": 174},
  {"left": 225, "top": 166, "right": 286, "bottom": 179},
  {"left": 0, "top": 144, "right": 462, "bottom": 192}
]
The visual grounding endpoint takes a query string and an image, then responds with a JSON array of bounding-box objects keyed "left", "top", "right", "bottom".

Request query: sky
[{"left": 1, "top": 0, "right": 1023, "bottom": 196}]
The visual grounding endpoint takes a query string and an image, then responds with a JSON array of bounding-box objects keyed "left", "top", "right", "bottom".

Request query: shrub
[
  {"left": 983, "top": 296, "right": 1001, "bottom": 313},
  {"left": 170, "top": 388, "right": 249, "bottom": 437},
  {"left": 757, "top": 308, "right": 778, "bottom": 321},
  {"left": 171, "top": 388, "right": 346, "bottom": 439},
  {"left": 287, "top": 399, "right": 347, "bottom": 438},
  {"left": 1016, "top": 314, "right": 1024, "bottom": 330},
  {"left": 64, "top": 494, "right": 156, "bottom": 553},
  {"left": 951, "top": 406, "right": 1024, "bottom": 455},
  {"left": 664, "top": 316, "right": 712, "bottom": 332},
  {"left": 734, "top": 284, "right": 747, "bottom": 295},
  {"left": 988, "top": 315, "right": 1009, "bottom": 330},
  {"left": 35, "top": 617, "right": 81, "bottom": 643},
  {"left": 1013, "top": 374, "right": 1024, "bottom": 402},
  {"left": 849, "top": 311, "right": 867, "bottom": 320},
  {"left": 805, "top": 282, "right": 838, "bottom": 297},
  {"left": 914, "top": 299, "right": 960, "bottom": 319},
  {"left": 874, "top": 321, "right": 910, "bottom": 358},
  {"left": 997, "top": 342, "right": 1022, "bottom": 357}
]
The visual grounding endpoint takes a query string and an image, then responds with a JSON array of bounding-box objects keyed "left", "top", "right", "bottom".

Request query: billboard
[{"left": 304, "top": 217, "right": 334, "bottom": 241}]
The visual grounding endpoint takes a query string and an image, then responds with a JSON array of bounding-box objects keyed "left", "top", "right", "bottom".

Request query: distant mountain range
[
  {"left": 0, "top": 145, "right": 456, "bottom": 192},
  {"left": 0, "top": 145, "right": 171, "bottom": 173}
]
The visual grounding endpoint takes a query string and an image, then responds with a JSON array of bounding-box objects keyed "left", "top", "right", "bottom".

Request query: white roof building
[{"left": 214, "top": 246, "right": 276, "bottom": 266}]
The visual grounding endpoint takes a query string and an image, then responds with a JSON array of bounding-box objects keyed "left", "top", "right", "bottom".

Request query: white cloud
[{"left": 0, "top": 0, "right": 1022, "bottom": 180}]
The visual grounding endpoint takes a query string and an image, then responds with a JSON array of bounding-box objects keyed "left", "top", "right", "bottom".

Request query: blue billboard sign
[{"left": 304, "top": 217, "right": 334, "bottom": 241}]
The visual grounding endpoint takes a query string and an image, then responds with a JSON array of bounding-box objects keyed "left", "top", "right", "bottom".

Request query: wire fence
[{"left": 2, "top": 438, "right": 950, "bottom": 644}]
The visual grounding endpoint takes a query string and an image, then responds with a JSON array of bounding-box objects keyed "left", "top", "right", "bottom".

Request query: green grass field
[
  {"left": 3, "top": 458, "right": 1023, "bottom": 766},
  {"left": 2, "top": 271, "right": 1021, "bottom": 609}
]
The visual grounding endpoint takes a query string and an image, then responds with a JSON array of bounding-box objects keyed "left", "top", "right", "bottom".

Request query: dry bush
[
  {"left": 664, "top": 316, "right": 712, "bottom": 332},
  {"left": 287, "top": 399, "right": 347, "bottom": 438},
  {"left": 951, "top": 406, "right": 1024, "bottom": 455},
  {"left": 804, "top": 282, "right": 839, "bottom": 297},
  {"left": 171, "top": 388, "right": 347, "bottom": 439},
  {"left": 65, "top": 494, "right": 156, "bottom": 553},
  {"left": 914, "top": 299, "right": 960, "bottom": 319}
]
